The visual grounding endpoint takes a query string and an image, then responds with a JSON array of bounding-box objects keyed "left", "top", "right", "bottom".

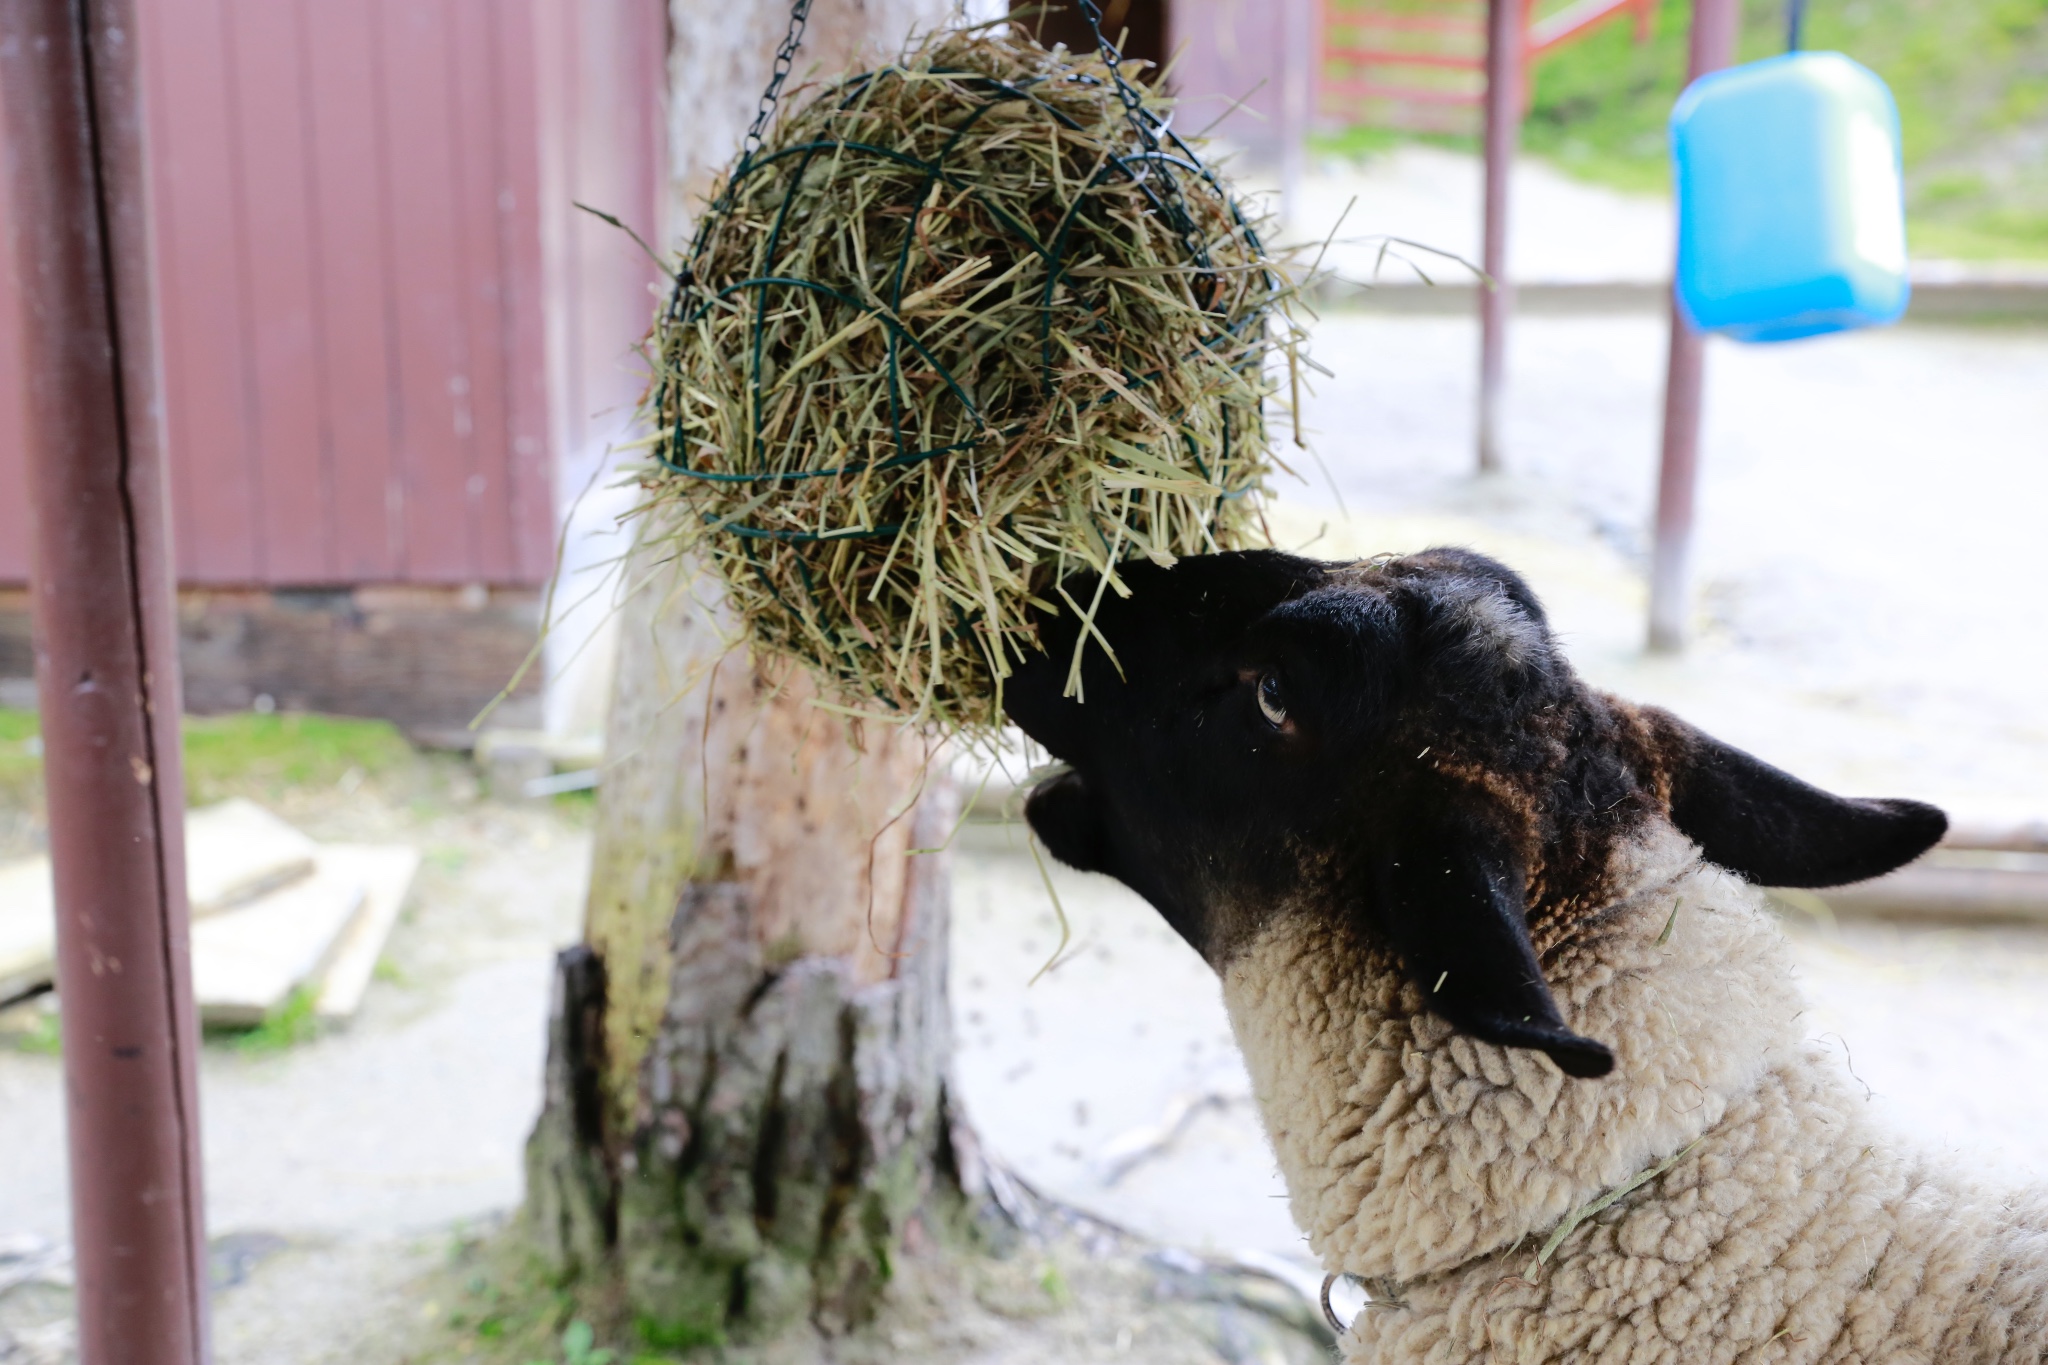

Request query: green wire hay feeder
[{"left": 639, "top": 21, "right": 1301, "bottom": 734}]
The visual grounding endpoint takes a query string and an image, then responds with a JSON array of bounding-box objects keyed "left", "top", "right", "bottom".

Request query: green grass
[
  {"left": 1519, "top": 1, "right": 1698, "bottom": 193},
  {"left": 0, "top": 709, "right": 42, "bottom": 810},
  {"left": 182, "top": 712, "right": 414, "bottom": 801},
  {"left": 1326, "top": 0, "right": 2048, "bottom": 260},
  {"left": 3, "top": 1005, "right": 63, "bottom": 1056},
  {"left": 402, "top": 1229, "right": 692, "bottom": 1365},
  {"left": 216, "top": 985, "right": 323, "bottom": 1054},
  {"left": 527, "top": 1319, "right": 616, "bottom": 1365},
  {"left": 0, "top": 707, "right": 417, "bottom": 817},
  {"left": 1310, "top": 123, "right": 1439, "bottom": 161}
]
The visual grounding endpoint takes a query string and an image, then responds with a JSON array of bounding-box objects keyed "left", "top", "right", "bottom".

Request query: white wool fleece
[{"left": 1222, "top": 824, "right": 2048, "bottom": 1363}]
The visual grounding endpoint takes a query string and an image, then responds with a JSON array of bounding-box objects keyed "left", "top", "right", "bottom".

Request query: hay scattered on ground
[{"left": 637, "top": 25, "right": 1305, "bottom": 735}]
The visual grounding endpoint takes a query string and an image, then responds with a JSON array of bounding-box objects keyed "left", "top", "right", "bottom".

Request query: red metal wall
[{"left": 0, "top": 0, "right": 556, "bottom": 587}]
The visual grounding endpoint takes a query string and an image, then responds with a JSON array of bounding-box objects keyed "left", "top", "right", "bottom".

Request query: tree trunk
[
  {"left": 524, "top": 4, "right": 970, "bottom": 1345},
  {"left": 525, "top": 543, "right": 972, "bottom": 1347}
]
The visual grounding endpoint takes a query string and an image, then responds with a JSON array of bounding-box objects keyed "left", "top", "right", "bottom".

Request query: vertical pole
[
  {"left": 1646, "top": 0, "right": 1740, "bottom": 652},
  {"left": 1477, "top": 0, "right": 1524, "bottom": 473},
  {"left": 1279, "top": 0, "right": 1312, "bottom": 233},
  {"left": 0, "top": 3, "right": 210, "bottom": 1362}
]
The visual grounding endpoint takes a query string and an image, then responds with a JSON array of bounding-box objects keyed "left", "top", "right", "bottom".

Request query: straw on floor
[{"left": 638, "top": 25, "right": 1303, "bottom": 734}]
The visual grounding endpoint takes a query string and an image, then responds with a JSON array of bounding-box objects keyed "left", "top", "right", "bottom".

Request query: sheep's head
[{"left": 1003, "top": 547, "right": 1946, "bottom": 1080}]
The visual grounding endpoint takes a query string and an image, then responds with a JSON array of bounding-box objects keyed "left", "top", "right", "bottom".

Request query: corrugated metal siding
[{"left": 0, "top": 0, "right": 554, "bottom": 587}]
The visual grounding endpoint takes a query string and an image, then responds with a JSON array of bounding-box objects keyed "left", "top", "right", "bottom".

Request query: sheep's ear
[
  {"left": 1651, "top": 711, "right": 1947, "bottom": 888},
  {"left": 1373, "top": 800, "right": 1615, "bottom": 1079}
]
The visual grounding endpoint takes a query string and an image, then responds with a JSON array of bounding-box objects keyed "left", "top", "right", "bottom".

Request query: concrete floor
[{"left": 0, "top": 795, "right": 593, "bottom": 1364}]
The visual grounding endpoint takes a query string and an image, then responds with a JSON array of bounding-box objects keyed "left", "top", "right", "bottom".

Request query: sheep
[{"left": 1001, "top": 546, "right": 2048, "bottom": 1363}]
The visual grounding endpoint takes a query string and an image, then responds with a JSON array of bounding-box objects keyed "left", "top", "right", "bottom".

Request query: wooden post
[
  {"left": 1477, "top": 0, "right": 1524, "bottom": 473},
  {"left": 0, "top": 2, "right": 209, "bottom": 1361},
  {"left": 1647, "top": 0, "right": 1742, "bottom": 652},
  {"left": 1278, "top": 0, "right": 1313, "bottom": 232}
]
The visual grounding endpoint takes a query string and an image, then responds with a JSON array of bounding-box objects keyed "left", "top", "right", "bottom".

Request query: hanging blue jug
[{"left": 1672, "top": 51, "right": 1910, "bottom": 343}]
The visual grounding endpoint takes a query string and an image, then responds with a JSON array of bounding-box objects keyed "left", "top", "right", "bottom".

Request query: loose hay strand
[
  {"left": 640, "top": 25, "right": 1307, "bottom": 736},
  {"left": 1531, "top": 1138, "right": 1704, "bottom": 1274}
]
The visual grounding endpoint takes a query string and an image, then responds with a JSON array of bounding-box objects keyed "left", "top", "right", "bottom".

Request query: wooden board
[
  {"left": 312, "top": 844, "right": 422, "bottom": 1020},
  {"left": 0, "top": 858, "right": 53, "bottom": 1004},
  {"left": 190, "top": 859, "right": 367, "bottom": 1026},
  {"left": 183, "top": 798, "right": 320, "bottom": 914},
  {"left": 0, "top": 799, "right": 317, "bottom": 1004}
]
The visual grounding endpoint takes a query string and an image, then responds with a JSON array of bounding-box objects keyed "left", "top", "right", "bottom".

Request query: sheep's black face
[{"left": 1004, "top": 547, "right": 1947, "bottom": 1080}]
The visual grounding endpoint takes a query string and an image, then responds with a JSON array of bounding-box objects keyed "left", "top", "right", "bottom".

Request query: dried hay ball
[{"left": 640, "top": 25, "right": 1300, "bottom": 734}]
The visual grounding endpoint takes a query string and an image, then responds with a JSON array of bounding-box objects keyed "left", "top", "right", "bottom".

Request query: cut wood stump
[{"left": 524, "top": 552, "right": 974, "bottom": 1347}]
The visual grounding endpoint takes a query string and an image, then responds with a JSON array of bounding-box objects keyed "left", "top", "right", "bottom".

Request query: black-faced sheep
[{"left": 1003, "top": 547, "right": 2048, "bottom": 1363}]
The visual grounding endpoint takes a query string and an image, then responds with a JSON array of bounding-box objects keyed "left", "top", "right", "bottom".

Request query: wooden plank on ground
[
  {"left": 313, "top": 844, "right": 422, "bottom": 1020},
  {"left": 190, "top": 858, "right": 367, "bottom": 1026},
  {"left": 0, "top": 858, "right": 53, "bottom": 1004},
  {"left": 183, "top": 798, "right": 320, "bottom": 913},
  {"left": 0, "top": 799, "right": 318, "bottom": 1004}
]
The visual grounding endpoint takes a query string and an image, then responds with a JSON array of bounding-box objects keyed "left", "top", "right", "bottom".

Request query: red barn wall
[{"left": 0, "top": 0, "right": 556, "bottom": 589}]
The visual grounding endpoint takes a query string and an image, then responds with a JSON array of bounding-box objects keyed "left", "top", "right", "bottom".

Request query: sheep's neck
[{"left": 1219, "top": 823, "right": 1804, "bottom": 1283}]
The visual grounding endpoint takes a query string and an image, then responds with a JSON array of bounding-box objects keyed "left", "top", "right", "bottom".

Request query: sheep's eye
[{"left": 1256, "top": 673, "right": 1287, "bottom": 728}]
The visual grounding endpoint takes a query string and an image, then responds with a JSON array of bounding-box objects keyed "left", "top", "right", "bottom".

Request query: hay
[{"left": 638, "top": 24, "right": 1303, "bottom": 734}]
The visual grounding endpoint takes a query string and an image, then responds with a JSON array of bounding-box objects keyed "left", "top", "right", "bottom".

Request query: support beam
[
  {"left": 1647, "top": 0, "right": 1742, "bottom": 652},
  {"left": 1477, "top": 0, "right": 1524, "bottom": 473},
  {"left": 0, "top": 3, "right": 210, "bottom": 1361},
  {"left": 1278, "top": 0, "right": 1313, "bottom": 233}
]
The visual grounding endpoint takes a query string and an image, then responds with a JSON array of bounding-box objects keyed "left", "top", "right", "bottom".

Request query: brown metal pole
[
  {"left": 0, "top": 3, "right": 210, "bottom": 1362},
  {"left": 1647, "top": 0, "right": 1741, "bottom": 652},
  {"left": 1476, "top": 0, "right": 1523, "bottom": 473}
]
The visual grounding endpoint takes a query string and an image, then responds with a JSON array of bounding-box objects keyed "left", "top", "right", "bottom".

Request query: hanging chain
[
  {"left": 739, "top": 0, "right": 816, "bottom": 168},
  {"left": 683, "top": 0, "right": 1216, "bottom": 303},
  {"left": 674, "top": 0, "right": 815, "bottom": 295},
  {"left": 1076, "top": 0, "right": 1159, "bottom": 154},
  {"left": 1075, "top": 0, "right": 1216, "bottom": 290}
]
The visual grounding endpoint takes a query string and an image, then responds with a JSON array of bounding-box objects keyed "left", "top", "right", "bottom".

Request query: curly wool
[{"left": 1223, "top": 822, "right": 2048, "bottom": 1363}]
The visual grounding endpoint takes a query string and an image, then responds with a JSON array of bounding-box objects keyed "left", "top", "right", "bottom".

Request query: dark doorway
[{"left": 1012, "top": 0, "right": 1167, "bottom": 79}]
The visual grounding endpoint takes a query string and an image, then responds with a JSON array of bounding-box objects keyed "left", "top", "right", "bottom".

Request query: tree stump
[{"left": 525, "top": 553, "right": 970, "bottom": 1348}]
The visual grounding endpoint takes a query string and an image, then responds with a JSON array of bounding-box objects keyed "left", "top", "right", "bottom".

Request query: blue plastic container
[{"left": 1672, "top": 51, "right": 1910, "bottom": 343}]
